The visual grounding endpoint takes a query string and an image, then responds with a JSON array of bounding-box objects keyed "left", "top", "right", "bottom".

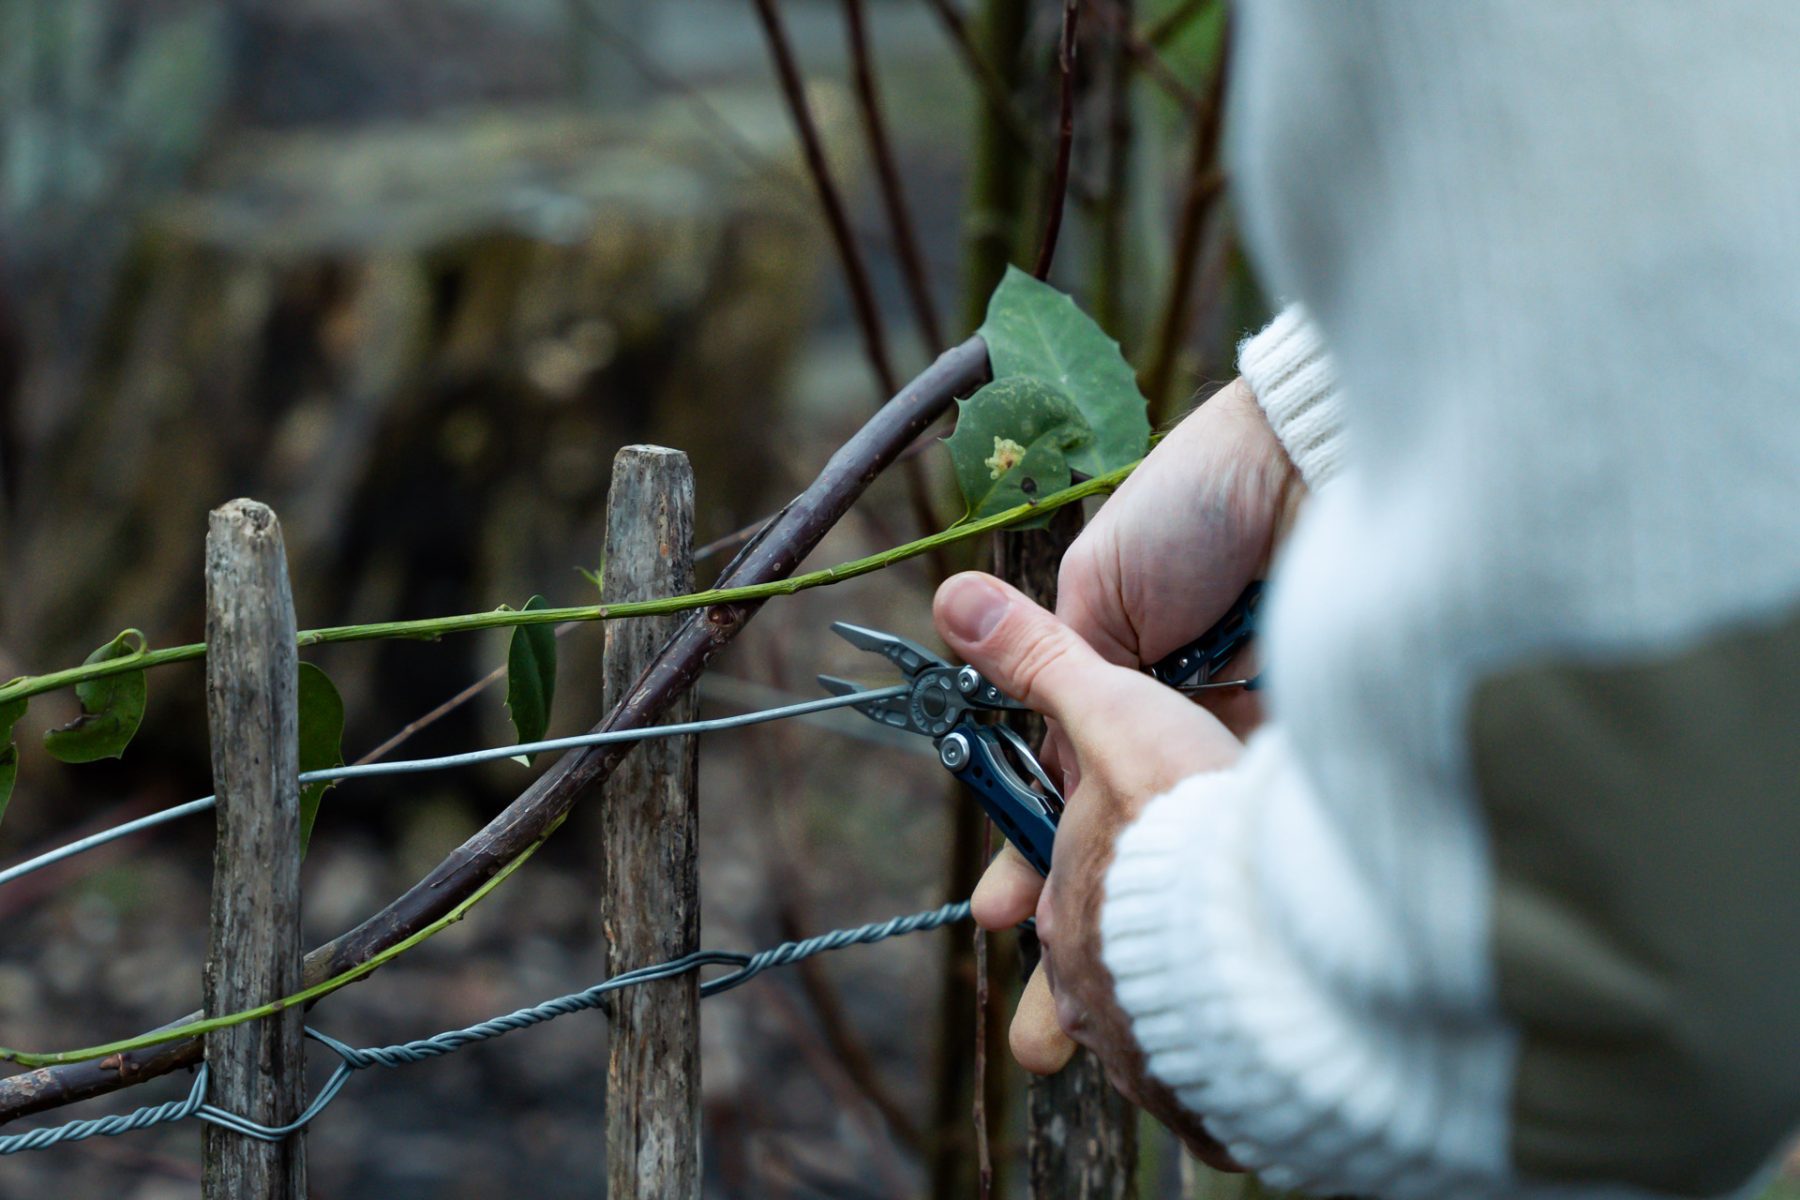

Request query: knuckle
[{"left": 1006, "top": 626, "right": 1077, "bottom": 711}]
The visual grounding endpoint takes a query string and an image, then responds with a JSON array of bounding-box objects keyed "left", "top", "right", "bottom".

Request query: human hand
[
  {"left": 1055, "top": 376, "right": 1304, "bottom": 745},
  {"left": 934, "top": 572, "right": 1243, "bottom": 1168},
  {"left": 981, "top": 378, "right": 1303, "bottom": 1085}
]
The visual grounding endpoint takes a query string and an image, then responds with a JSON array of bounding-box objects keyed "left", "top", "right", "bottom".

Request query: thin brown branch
[
  {"left": 1142, "top": 14, "right": 1231, "bottom": 420},
  {"left": 0, "top": 336, "right": 992, "bottom": 1126},
  {"left": 1081, "top": 0, "right": 1202, "bottom": 112},
  {"left": 752, "top": 0, "right": 951, "bottom": 573},
  {"left": 697, "top": 416, "right": 947, "bottom": 564},
  {"left": 972, "top": 936, "right": 993, "bottom": 1197},
  {"left": 921, "top": 0, "right": 1099, "bottom": 211},
  {"left": 844, "top": 0, "right": 944, "bottom": 350},
  {"left": 569, "top": 0, "right": 905, "bottom": 256},
  {"left": 752, "top": 0, "right": 898, "bottom": 394},
  {"left": 1031, "top": 0, "right": 1080, "bottom": 280},
  {"left": 1093, "top": 0, "right": 1134, "bottom": 338},
  {"left": 777, "top": 899, "right": 925, "bottom": 1152}
]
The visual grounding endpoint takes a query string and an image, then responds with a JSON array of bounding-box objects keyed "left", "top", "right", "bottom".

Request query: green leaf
[
  {"left": 296, "top": 663, "right": 345, "bottom": 857},
  {"left": 505, "top": 595, "right": 557, "bottom": 764},
  {"left": 43, "top": 631, "right": 148, "bottom": 764},
  {"left": 945, "top": 377, "right": 1092, "bottom": 525},
  {"left": 978, "top": 265, "right": 1151, "bottom": 475},
  {"left": 0, "top": 696, "right": 26, "bottom": 830},
  {"left": 578, "top": 558, "right": 604, "bottom": 593}
]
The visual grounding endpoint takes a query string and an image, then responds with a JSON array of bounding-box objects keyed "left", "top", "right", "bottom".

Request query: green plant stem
[
  {"left": 0, "top": 464, "right": 1140, "bottom": 710},
  {"left": 0, "top": 838, "right": 543, "bottom": 1068}
]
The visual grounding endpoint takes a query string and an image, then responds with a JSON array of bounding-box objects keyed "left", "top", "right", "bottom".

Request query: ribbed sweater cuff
[
  {"left": 1237, "top": 305, "right": 1347, "bottom": 488},
  {"left": 1100, "top": 739, "right": 1457, "bottom": 1199}
]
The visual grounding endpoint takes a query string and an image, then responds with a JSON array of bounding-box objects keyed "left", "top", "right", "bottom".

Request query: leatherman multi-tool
[{"left": 820, "top": 582, "right": 1265, "bottom": 877}]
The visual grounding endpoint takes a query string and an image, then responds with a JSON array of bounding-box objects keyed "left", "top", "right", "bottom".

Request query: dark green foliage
[
  {"left": 505, "top": 596, "right": 557, "bottom": 763},
  {"left": 977, "top": 266, "right": 1150, "bottom": 475},
  {"left": 296, "top": 662, "right": 345, "bottom": 856},
  {"left": 43, "top": 630, "right": 148, "bottom": 764},
  {"left": 945, "top": 377, "right": 1091, "bottom": 523},
  {"left": 0, "top": 696, "right": 25, "bottom": 828}
]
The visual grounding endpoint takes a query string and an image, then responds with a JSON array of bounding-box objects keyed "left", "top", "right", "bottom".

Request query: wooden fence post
[
  {"left": 994, "top": 508, "right": 1138, "bottom": 1198},
  {"left": 600, "top": 446, "right": 701, "bottom": 1199},
  {"left": 203, "top": 498, "right": 307, "bottom": 1199}
]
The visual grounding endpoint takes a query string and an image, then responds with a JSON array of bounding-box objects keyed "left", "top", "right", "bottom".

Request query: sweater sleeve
[
  {"left": 1097, "top": 5, "right": 1800, "bottom": 1196},
  {"left": 1235, "top": 305, "right": 1347, "bottom": 490}
]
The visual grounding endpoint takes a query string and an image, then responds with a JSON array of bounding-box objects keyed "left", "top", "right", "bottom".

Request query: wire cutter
[
  {"left": 819, "top": 581, "right": 1265, "bottom": 877},
  {"left": 820, "top": 623, "right": 1065, "bottom": 875}
]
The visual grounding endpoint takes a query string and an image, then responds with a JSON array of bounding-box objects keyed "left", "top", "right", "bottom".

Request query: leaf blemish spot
[{"left": 985, "top": 436, "right": 1027, "bottom": 479}]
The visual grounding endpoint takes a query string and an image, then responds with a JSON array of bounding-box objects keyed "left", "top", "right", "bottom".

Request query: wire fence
[
  {"left": 0, "top": 679, "right": 971, "bottom": 1161},
  {"left": 0, "top": 900, "right": 971, "bottom": 1156}
]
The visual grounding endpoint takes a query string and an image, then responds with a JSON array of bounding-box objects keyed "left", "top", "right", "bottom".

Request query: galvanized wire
[
  {"left": 0, "top": 901, "right": 971, "bottom": 1155},
  {"left": 0, "top": 685, "right": 908, "bottom": 890}
]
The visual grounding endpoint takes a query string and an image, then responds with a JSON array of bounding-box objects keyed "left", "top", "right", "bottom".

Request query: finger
[
  {"left": 933, "top": 572, "right": 1132, "bottom": 729},
  {"left": 971, "top": 843, "right": 1041, "bottom": 930},
  {"left": 1010, "top": 965, "right": 1077, "bottom": 1075},
  {"left": 1038, "top": 722, "right": 1081, "bottom": 794}
]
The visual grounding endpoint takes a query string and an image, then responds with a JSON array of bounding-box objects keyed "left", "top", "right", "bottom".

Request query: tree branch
[
  {"left": 1031, "top": 0, "right": 1080, "bottom": 280},
  {"left": 1141, "top": 14, "right": 1231, "bottom": 419},
  {"left": 844, "top": 0, "right": 944, "bottom": 351}
]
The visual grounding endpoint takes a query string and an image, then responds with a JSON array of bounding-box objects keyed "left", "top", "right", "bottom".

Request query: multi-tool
[{"left": 819, "top": 582, "right": 1263, "bottom": 876}]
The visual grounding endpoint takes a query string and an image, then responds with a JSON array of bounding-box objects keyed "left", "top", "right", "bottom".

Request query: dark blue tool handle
[
  {"left": 943, "top": 725, "right": 1059, "bottom": 876},
  {"left": 1145, "top": 580, "right": 1264, "bottom": 688}
]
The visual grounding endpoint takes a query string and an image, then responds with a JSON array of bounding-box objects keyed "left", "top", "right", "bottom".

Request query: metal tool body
[
  {"left": 822, "top": 581, "right": 1266, "bottom": 877},
  {"left": 1146, "top": 581, "right": 1264, "bottom": 692},
  {"left": 821, "top": 623, "right": 1064, "bottom": 875}
]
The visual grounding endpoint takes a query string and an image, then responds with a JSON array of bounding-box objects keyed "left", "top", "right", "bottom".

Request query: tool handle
[
  {"left": 940, "top": 726, "right": 1058, "bottom": 876},
  {"left": 1145, "top": 581, "right": 1264, "bottom": 688}
]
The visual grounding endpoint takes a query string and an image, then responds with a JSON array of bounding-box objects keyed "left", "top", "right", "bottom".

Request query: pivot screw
[{"left": 938, "top": 732, "right": 970, "bottom": 770}]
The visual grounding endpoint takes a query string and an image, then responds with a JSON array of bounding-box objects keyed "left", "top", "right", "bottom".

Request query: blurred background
[{"left": 3, "top": 3, "right": 1789, "bottom": 1200}]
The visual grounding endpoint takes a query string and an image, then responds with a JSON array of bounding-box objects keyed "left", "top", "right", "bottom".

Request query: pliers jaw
[
  {"left": 827, "top": 621, "right": 947, "bottom": 680},
  {"left": 822, "top": 620, "right": 1065, "bottom": 875}
]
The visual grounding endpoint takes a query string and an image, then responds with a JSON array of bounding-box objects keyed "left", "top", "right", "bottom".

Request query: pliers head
[{"left": 820, "top": 621, "right": 1024, "bottom": 737}]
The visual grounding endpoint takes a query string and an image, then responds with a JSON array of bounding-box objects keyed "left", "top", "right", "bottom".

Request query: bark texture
[
  {"left": 601, "top": 446, "right": 700, "bottom": 1199},
  {"left": 994, "top": 505, "right": 1139, "bottom": 1199},
  {"left": 202, "top": 498, "right": 307, "bottom": 1199}
]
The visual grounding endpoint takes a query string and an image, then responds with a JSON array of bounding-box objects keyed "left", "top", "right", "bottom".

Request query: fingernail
[{"left": 942, "top": 575, "right": 1010, "bottom": 643}]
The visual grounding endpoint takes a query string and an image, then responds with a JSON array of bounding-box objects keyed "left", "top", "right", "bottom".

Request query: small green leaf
[
  {"left": 0, "top": 696, "right": 26, "bottom": 829},
  {"left": 43, "top": 631, "right": 148, "bottom": 764},
  {"left": 505, "top": 596, "right": 557, "bottom": 764},
  {"left": 979, "top": 265, "right": 1151, "bottom": 475},
  {"left": 578, "top": 559, "right": 604, "bottom": 592},
  {"left": 296, "top": 663, "right": 345, "bottom": 857},
  {"left": 945, "top": 377, "right": 1092, "bottom": 524}
]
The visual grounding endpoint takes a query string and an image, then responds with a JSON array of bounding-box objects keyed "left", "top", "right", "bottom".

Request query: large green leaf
[
  {"left": 978, "top": 265, "right": 1150, "bottom": 475},
  {"left": 296, "top": 662, "right": 345, "bottom": 857},
  {"left": 505, "top": 596, "right": 557, "bottom": 764},
  {"left": 43, "top": 630, "right": 148, "bottom": 764},
  {"left": 945, "top": 376, "right": 1092, "bottom": 524},
  {"left": 0, "top": 696, "right": 25, "bottom": 829}
]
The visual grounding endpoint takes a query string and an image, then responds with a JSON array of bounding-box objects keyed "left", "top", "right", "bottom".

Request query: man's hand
[
  {"left": 933, "top": 572, "right": 1243, "bottom": 1167},
  {"left": 1057, "top": 377, "right": 1304, "bottom": 743},
  {"left": 975, "top": 378, "right": 1304, "bottom": 1071}
]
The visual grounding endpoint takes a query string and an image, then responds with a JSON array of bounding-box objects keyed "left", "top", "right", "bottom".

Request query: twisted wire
[{"left": 0, "top": 901, "right": 971, "bottom": 1155}]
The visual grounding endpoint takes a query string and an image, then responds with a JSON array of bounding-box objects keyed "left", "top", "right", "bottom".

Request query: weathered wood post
[
  {"left": 203, "top": 498, "right": 307, "bottom": 1199},
  {"left": 600, "top": 446, "right": 701, "bottom": 1198},
  {"left": 995, "top": 508, "right": 1138, "bottom": 1198}
]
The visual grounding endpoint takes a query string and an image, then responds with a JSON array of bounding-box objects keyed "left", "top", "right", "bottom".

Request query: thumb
[{"left": 933, "top": 572, "right": 1122, "bottom": 728}]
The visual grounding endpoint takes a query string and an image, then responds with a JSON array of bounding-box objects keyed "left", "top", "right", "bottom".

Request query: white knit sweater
[{"left": 1099, "top": 5, "right": 1800, "bottom": 1197}]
